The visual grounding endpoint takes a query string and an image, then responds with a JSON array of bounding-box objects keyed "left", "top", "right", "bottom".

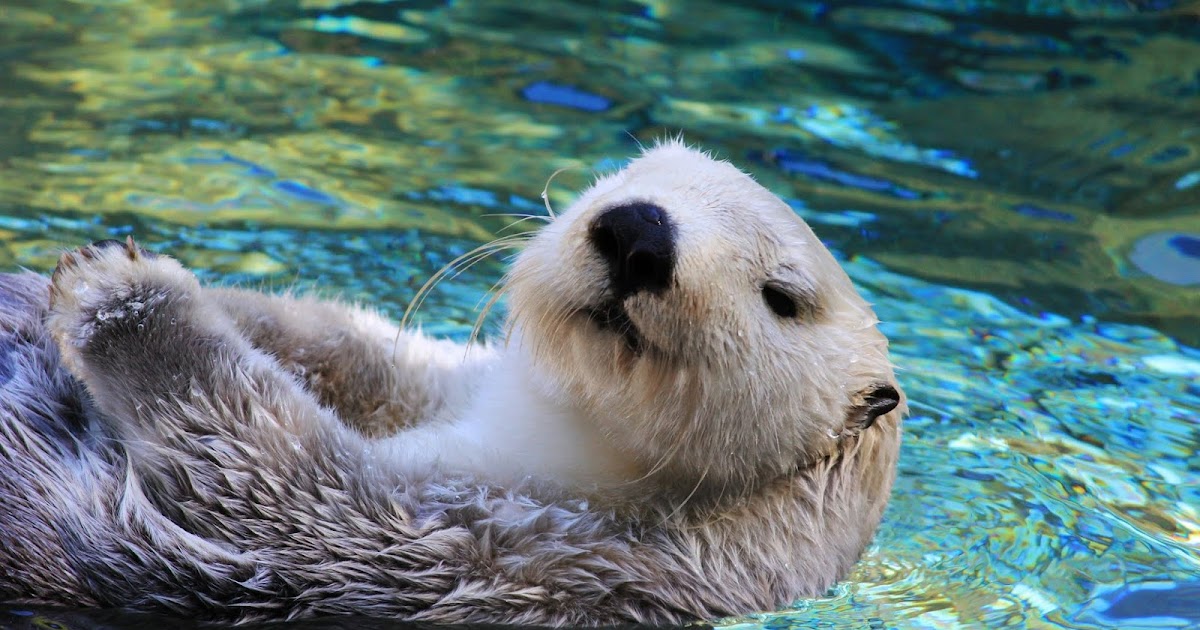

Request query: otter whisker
[
  {"left": 625, "top": 130, "right": 647, "bottom": 152},
  {"left": 622, "top": 407, "right": 689, "bottom": 487},
  {"left": 466, "top": 276, "right": 509, "bottom": 353},
  {"left": 541, "top": 303, "right": 582, "bottom": 360},
  {"left": 402, "top": 234, "right": 527, "bottom": 328},
  {"left": 393, "top": 233, "right": 530, "bottom": 364},
  {"left": 534, "top": 301, "right": 576, "bottom": 357},
  {"left": 657, "top": 455, "right": 713, "bottom": 529},
  {"left": 541, "top": 166, "right": 577, "bottom": 220},
  {"left": 621, "top": 439, "right": 682, "bottom": 493},
  {"left": 618, "top": 366, "right": 699, "bottom": 490},
  {"left": 497, "top": 217, "right": 551, "bottom": 235},
  {"left": 481, "top": 214, "right": 553, "bottom": 235},
  {"left": 481, "top": 212, "right": 552, "bottom": 221}
]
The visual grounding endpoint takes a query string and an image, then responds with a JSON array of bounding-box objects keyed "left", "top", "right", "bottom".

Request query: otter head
[{"left": 505, "top": 141, "right": 904, "bottom": 503}]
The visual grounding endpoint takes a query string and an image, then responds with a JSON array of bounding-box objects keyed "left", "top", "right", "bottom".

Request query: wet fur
[{"left": 0, "top": 143, "right": 904, "bottom": 625}]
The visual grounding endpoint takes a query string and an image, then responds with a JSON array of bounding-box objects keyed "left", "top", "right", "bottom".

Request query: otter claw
[
  {"left": 48, "top": 237, "right": 157, "bottom": 310},
  {"left": 78, "top": 237, "right": 141, "bottom": 261},
  {"left": 70, "top": 237, "right": 152, "bottom": 264}
]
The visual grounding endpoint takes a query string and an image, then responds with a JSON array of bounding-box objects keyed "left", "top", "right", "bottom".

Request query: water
[{"left": 0, "top": 1, "right": 1197, "bottom": 628}]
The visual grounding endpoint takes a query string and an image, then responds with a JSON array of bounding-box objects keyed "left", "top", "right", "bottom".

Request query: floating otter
[{"left": 0, "top": 142, "right": 905, "bottom": 625}]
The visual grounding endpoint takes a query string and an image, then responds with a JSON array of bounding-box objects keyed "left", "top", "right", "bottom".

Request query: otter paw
[{"left": 47, "top": 237, "right": 198, "bottom": 364}]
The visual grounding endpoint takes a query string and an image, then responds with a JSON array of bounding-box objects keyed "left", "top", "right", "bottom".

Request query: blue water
[{"left": 0, "top": 1, "right": 1197, "bottom": 628}]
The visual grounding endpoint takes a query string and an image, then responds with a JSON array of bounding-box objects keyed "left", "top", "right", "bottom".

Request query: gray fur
[
  {"left": 0, "top": 339, "right": 14, "bottom": 386},
  {"left": 0, "top": 149, "right": 904, "bottom": 625}
]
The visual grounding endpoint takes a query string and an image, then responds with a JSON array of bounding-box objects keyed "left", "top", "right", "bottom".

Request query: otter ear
[{"left": 846, "top": 383, "right": 900, "bottom": 432}]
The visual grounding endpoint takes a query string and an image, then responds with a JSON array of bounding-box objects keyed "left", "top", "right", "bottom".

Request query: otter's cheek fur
[{"left": 0, "top": 141, "right": 904, "bottom": 626}]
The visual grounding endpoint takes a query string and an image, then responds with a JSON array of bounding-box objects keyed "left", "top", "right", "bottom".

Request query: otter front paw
[{"left": 47, "top": 237, "right": 199, "bottom": 371}]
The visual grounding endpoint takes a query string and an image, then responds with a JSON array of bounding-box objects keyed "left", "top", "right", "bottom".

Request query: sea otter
[{"left": 0, "top": 141, "right": 904, "bottom": 625}]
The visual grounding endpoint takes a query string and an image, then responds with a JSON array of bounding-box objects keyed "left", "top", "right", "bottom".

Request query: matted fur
[{"left": 0, "top": 143, "right": 904, "bottom": 625}]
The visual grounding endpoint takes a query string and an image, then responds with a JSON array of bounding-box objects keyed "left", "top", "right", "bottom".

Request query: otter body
[{"left": 0, "top": 143, "right": 904, "bottom": 625}]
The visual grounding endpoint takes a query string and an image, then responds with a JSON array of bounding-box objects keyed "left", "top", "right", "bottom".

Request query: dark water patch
[
  {"left": 1026, "top": 367, "right": 1122, "bottom": 390},
  {"left": 1107, "top": 141, "right": 1139, "bottom": 158},
  {"left": 272, "top": 180, "right": 341, "bottom": 205},
  {"left": 309, "top": 0, "right": 451, "bottom": 22},
  {"left": 1145, "top": 144, "right": 1191, "bottom": 165},
  {"left": 112, "top": 117, "right": 248, "bottom": 138},
  {"left": 812, "top": 2, "right": 1138, "bottom": 100},
  {"left": 1088, "top": 580, "right": 1200, "bottom": 625},
  {"left": 183, "top": 153, "right": 277, "bottom": 178},
  {"left": 956, "top": 468, "right": 996, "bottom": 482},
  {"left": 1011, "top": 203, "right": 1075, "bottom": 222},
  {"left": 1170, "top": 234, "right": 1200, "bottom": 257},
  {"left": 761, "top": 149, "right": 922, "bottom": 199}
]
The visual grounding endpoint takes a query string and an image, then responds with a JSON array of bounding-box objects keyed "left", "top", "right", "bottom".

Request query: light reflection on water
[{"left": 0, "top": 1, "right": 1197, "bottom": 628}]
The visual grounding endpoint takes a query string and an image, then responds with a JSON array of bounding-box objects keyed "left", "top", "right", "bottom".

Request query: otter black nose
[{"left": 588, "top": 202, "right": 676, "bottom": 297}]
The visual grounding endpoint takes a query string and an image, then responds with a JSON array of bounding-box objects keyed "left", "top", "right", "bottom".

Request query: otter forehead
[
  {"left": 577, "top": 145, "right": 820, "bottom": 268},
  {"left": 583, "top": 143, "right": 797, "bottom": 224}
]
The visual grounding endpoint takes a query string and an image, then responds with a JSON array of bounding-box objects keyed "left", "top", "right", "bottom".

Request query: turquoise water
[{"left": 1, "top": 1, "right": 1198, "bottom": 628}]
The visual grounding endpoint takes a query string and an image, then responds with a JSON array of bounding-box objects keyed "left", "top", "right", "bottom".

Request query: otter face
[{"left": 506, "top": 141, "right": 903, "bottom": 498}]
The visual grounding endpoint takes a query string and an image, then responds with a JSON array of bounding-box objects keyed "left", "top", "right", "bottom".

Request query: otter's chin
[{"left": 584, "top": 300, "right": 650, "bottom": 356}]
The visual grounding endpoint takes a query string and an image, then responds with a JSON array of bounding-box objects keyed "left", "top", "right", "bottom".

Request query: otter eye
[{"left": 762, "top": 284, "right": 799, "bottom": 318}]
